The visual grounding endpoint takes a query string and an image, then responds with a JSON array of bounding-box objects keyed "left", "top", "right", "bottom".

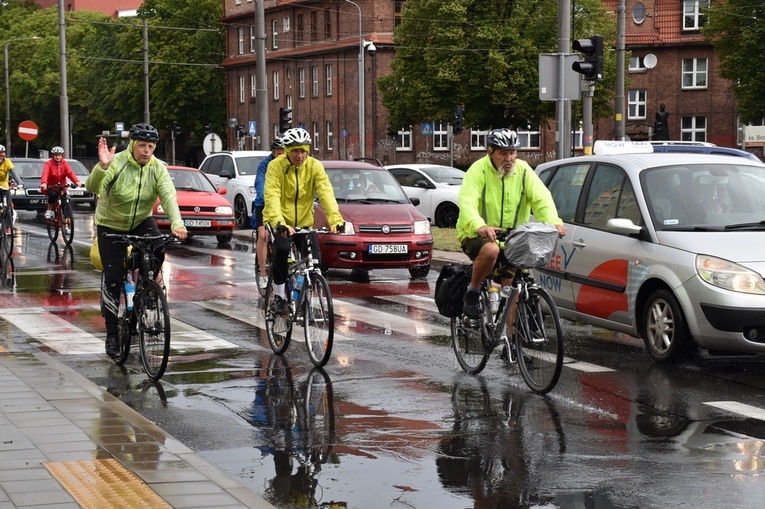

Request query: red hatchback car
[
  {"left": 153, "top": 166, "right": 236, "bottom": 244},
  {"left": 313, "top": 160, "right": 433, "bottom": 278}
]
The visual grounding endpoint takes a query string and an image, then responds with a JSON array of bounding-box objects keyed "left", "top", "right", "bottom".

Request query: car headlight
[
  {"left": 413, "top": 220, "right": 430, "bottom": 235},
  {"left": 216, "top": 206, "right": 233, "bottom": 215},
  {"left": 157, "top": 204, "right": 164, "bottom": 214},
  {"left": 696, "top": 255, "right": 765, "bottom": 294}
]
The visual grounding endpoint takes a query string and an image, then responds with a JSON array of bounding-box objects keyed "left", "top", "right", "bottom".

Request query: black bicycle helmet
[
  {"left": 128, "top": 123, "right": 160, "bottom": 143},
  {"left": 51, "top": 146, "right": 65, "bottom": 154},
  {"left": 487, "top": 128, "right": 521, "bottom": 150},
  {"left": 270, "top": 137, "right": 285, "bottom": 150}
]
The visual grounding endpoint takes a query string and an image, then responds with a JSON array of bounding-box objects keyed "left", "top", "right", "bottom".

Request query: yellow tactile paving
[{"left": 44, "top": 458, "right": 171, "bottom": 509}]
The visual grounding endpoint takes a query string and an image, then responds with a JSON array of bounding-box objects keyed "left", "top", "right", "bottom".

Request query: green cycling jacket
[
  {"left": 263, "top": 154, "right": 343, "bottom": 229},
  {"left": 85, "top": 139, "right": 184, "bottom": 231},
  {"left": 456, "top": 155, "right": 563, "bottom": 244}
]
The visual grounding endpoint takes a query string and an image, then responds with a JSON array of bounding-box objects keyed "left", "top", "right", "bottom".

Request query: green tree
[
  {"left": 378, "top": 0, "right": 616, "bottom": 132},
  {"left": 703, "top": 0, "right": 765, "bottom": 123}
]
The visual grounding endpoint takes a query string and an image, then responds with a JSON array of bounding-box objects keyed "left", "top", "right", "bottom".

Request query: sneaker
[
  {"left": 270, "top": 295, "right": 289, "bottom": 315},
  {"left": 44, "top": 210, "right": 52, "bottom": 220},
  {"left": 105, "top": 334, "right": 120, "bottom": 357},
  {"left": 258, "top": 275, "right": 269, "bottom": 290},
  {"left": 463, "top": 288, "right": 480, "bottom": 318}
]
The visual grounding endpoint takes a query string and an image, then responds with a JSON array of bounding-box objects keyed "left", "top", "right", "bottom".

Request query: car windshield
[
  {"left": 68, "top": 160, "right": 90, "bottom": 176},
  {"left": 236, "top": 156, "right": 265, "bottom": 176},
  {"left": 643, "top": 164, "right": 765, "bottom": 230},
  {"left": 169, "top": 170, "right": 217, "bottom": 192},
  {"left": 421, "top": 165, "right": 464, "bottom": 184},
  {"left": 14, "top": 161, "right": 44, "bottom": 178},
  {"left": 326, "top": 168, "right": 410, "bottom": 203}
]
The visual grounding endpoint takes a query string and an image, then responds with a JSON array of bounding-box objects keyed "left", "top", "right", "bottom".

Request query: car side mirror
[
  {"left": 607, "top": 217, "right": 643, "bottom": 236},
  {"left": 409, "top": 197, "right": 420, "bottom": 206},
  {"left": 220, "top": 168, "right": 234, "bottom": 178},
  {"left": 414, "top": 179, "right": 433, "bottom": 189}
]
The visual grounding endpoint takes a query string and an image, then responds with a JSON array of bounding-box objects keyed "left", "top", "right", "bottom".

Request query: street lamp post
[
  {"left": 344, "top": 0, "right": 377, "bottom": 159},
  {"left": 4, "top": 36, "right": 41, "bottom": 154}
]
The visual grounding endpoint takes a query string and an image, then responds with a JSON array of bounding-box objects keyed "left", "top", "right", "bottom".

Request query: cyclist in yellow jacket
[
  {"left": 263, "top": 128, "right": 343, "bottom": 313},
  {"left": 0, "top": 145, "right": 21, "bottom": 229},
  {"left": 456, "top": 128, "right": 566, "bottom": 317}
]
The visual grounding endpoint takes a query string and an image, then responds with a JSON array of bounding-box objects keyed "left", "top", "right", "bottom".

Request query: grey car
[
  {"left": 535, "top": 141, "right": 765, "bottom": 363},
  {"left": 11, "top": 158, "right": 95, "bottom": 212}
]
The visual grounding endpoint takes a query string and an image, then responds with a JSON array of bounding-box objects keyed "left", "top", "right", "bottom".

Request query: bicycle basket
[{"left": 503, "top": 222, "right": 559, "bottom": 269}]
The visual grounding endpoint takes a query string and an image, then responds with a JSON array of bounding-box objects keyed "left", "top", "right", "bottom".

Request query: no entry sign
[{"left": 18, "top": 120, "right": 39, "bottom": 142}]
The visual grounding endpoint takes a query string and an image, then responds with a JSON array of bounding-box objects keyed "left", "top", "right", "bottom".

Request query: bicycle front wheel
[
  {"left": 114, "top": 282, "right": 132, "bottom": 366},
  {"left": 47, "top": 208, "right": 59, "bottom": 242},
  {"left": 304, "top": 272, "right": 334, "bottom": 367},
  {"left": 1, "top": 252, "right": 14, "bottom": 288},
  {"left": 138, "top": 279, "right": 171, "bottom": 381},
  {"left": 61, "top": 203, "right": 74, "bottom": 245},
  {"left": 451, "top": 306, "right": 489, "bottom": 375},
  {"left": 515, "top": 287, "right": 564, "bottom": 394},
  {"left": 264, "top": 269, "right": 293, "bottom": 354},
  {"left": 1, "top": 211, "right": 13, "bottom": 257}
]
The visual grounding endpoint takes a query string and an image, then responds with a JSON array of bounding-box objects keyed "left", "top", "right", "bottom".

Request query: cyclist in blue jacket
[{"left": 252, "top": 137, "right": 284, "bottom": 291}]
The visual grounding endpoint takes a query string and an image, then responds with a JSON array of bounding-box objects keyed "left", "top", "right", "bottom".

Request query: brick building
[
  {"left": 222, "top": 0, "right": 747, "bottom": 167},
  {"left": 34, "top": 0, "right": 142, "bottom": 17}
]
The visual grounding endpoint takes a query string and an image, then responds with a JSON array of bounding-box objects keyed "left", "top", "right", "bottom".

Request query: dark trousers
[{"left": 272, "top": 230, "right": 320, "bottom": 286}]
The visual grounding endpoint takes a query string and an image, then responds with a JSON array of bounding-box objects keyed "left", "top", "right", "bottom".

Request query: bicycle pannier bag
[
  {"left": 503, "top": 222, "right": 560, "bottom": 269},
  {"left": 435, "top": 263, "right": 472, "bottom": 318}
]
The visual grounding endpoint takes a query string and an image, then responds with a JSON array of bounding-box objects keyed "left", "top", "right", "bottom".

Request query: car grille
[
  {"left": 357, "top": 224, "right": 412, "bottom": 233},
  {"left": 178, "top": 205, "right": 220, "bottom": 213}
]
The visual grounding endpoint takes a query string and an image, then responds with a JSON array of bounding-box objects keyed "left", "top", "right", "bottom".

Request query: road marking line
[
  {"left": 332, "top": 298, "right": 451, "bottom": 336},
  {"left": 704, "top": 401, "right": 765, "bottom": 420},
  {"left": 563, "top": 358, "right": 615, "bottom": 372}
]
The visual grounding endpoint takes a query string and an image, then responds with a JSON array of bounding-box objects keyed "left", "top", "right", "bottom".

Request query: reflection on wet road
[{"left": 5, "top": 211, "right": 765, "bottom": 508}]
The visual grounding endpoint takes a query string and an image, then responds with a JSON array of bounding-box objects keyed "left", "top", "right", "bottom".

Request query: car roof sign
[{"left": 593, "top": 140, "right": 654, "bottom": 155}]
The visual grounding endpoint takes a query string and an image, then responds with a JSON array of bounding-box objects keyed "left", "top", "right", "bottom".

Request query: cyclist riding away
[
  {"left": 85, "top": 123, "right": 188, "bottom": 358},
  {"left": 253, "top": 136, "right": 285, "bottom": 291},
  {"left": 0, "top": 145, "right": 21, "bottom": 232},
  {"left": 41, "top": 146, "right": 84, "bottom": 220},
  {"left": 456, "top": 128, "right": 567, "bottom": 317},
  {"left": 262, "top": 127, "right": 344, "bottom": 314}
]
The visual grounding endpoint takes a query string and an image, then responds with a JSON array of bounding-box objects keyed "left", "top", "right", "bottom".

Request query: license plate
[
  {"left": 69, "top": 188, "right": 84, "bottom": 196},
  {"left": 29, "top": 199, "right": 43, "bottom": 204},
  {"left": 184, "top": 219, "right": 211, "bottom": 227},
  {"left": 368, "top": 244, "right": 408, "bottom": 254}
]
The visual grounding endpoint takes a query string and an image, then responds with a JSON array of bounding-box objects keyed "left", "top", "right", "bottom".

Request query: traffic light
[
  {"left": 279, "top": 107, "right": 293, "bottom": 132},
  {"left": 453, "top": 105, "right": 465, "bottom": 135},
  {"left": 172, "top": 121, "right": 181, "bottom": 138},
  {"left": 572, "top": 35, "right": 604, "bottom": 82}
]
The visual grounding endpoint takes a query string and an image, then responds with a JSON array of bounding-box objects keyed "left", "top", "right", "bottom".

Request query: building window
[
  {"left": 518, "top": 127, "right": 541, "bottom": 149},
  {"left": 249, "top": 26, "right": 255, "bottom": 53},
  {"left": 629, "top": 56, "right": 646, "bottom": 72},
  {"left": 572, "top": 124, "right": 583, "bottom": 149},
  {"left": 628, "top": 90, "right": 647, "bottom": 119},
  {"left": 311, "top": 66, "right": 319, "bottom": 97},
  {"left": 397, "top": 128, "right": 412, "bottom": 151},
  {"left": 683, "top": 0, "right": 709, "bottom": 31},
  {"left": 283, "top": 16, "right": 290, "bottom": 33},
  {"left": 272, "top": 71, "right": 279, "bottom": 100},
  {"left": 238, "top": 27, "right": 244, "bottom": 55},
  {"left": 298, "top": 68, "right": 306, "bottom": 99},
  {"left": 312, "top": 122, "right": 320, "bottom": 151},
  {"left": 297, "top": 14, "right": 304, "bottom": 45},
  {"left": 271, "top": 20, "right": 278, "bottom": 49},
  {"left": 324, "top": 9, "right": 331, "bottom": 39},
  {"left": 682, "top": 57, "right": 707, "bottom": 89},
  {"left": 239, "top": 75, "right": 245, "bottom": 104},
  {"left": 471, "top": 130, "right": 488, "bottom": 151},
  {"left": 250, "top": 74, "right": 256, "bottom": 101},
  {"left": 632, "top": 2, "right": 645, "bottom": 24},
  {"left": 681, "top": 116, "right": 706, "bottom": 142},
  {"left": 325, "top": 65, "right": 332, "bottom": 96},
  {"left": 326, "top": 121, "right": 333, "bottom": 151},
  {"left": 311, "top": 11, "right": 318, "bottom": 43},
  {"left": 394, "top": 1, "right": 405, "bottom": 29},
  {"left": 286, "top": 95, "right": 292, "bottom": 110},
  {"left": 432, "top": 122, "right": 448, "bottom": 151}
]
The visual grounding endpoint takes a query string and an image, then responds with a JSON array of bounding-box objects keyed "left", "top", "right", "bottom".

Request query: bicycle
[
  {"left": 46, "top": 183, "right": 77, "bottom": 245},
  {"left": 0, "top": 190, "right": 14, "bottom": 287},
  {"left": 101, "top": 232, "right": 178, "bottom": 381},
  {"left": 263, "top": 225, "right": 334, "bottom": 367},
  {"left": 451, "top": 227, "right": 564, "bottom": 394},
  {"left": 252, "top": 227, "right": 272, "bottom": 298}
]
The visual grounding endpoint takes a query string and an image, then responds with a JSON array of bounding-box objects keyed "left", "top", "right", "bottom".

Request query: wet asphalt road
[{"left": 3, "top": 209, "right": 765, "bottom": 509}]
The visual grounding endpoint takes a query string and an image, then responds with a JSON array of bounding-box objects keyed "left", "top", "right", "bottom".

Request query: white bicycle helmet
[
  {"left": 487, "top": 128, "right": 521, "bottom": 150},
  {"left": 51, "top": 146, "right": 65, "bottom": 154},
  {"left": 281, "top": 127, "right": 311, "bottom": 146},
  {"left": 0, "top": 145, "right": 5, "bottom": 152}
]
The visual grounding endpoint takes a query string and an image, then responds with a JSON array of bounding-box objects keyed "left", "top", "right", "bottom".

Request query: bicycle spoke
[
  {"left": 61, "top": 204, "right": 74, "bottom": 245},
  {"left": 139, "top": 280, "right": 171, "bottom": 381},
  {"left": 304, "top": 273, "right": 333, "bottom": 367},
  {"left": 264, "top": 270, "right": 293, "bottom": 354},
  {"left": 515, "top": 288, "right": 563, "bottom": 394},
  {"left": 114, "top": 285, "right": 131, "bottom": 366},
  {"left": 451, "top": 304, "right": 489, "bottom": 375}
]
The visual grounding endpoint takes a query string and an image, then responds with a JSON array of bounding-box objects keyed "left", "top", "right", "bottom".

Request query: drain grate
[{"left": 44, "top": 458, "right": 171, "bottom": 509}]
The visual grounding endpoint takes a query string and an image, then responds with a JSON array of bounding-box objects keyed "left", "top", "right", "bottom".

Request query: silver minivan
[{"left": 535, "top": 141, "right": 765, "bottom": 363}]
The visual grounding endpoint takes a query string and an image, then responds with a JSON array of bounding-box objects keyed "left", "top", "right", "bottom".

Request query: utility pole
[
  {"left": 143, "top": 17, "right": 150, "bottom": 124},
  {"left": 58, "top": 0, "right": 70, "bottom": 157},
  {"left": 615, "top": 0, "right": 626, "bottom": 140},
  {"left": 255, "top": 0, "right": 269, "bottom": 149},
  {"left": 557, "top": 0, "right": 572, "bottom": 159}
]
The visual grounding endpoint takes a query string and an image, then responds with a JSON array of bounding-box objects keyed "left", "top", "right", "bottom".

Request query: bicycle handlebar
[{"left": 102, "top": 232, "right": 179, "bottom": 249}]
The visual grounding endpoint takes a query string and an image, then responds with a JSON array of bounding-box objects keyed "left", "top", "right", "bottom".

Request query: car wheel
[
  {"left": 216, "top": 233, "right": 233, "bottom": 244},
  {"left": 234, "top": 196, "right": 249, "bottom": 229},
  {"left": 435, "top": 203, "right": 459, "bottom": 228},
  {"left": 642, "top": 289, "right": 691, "bottom": 364},
  {"left": 409, "top": 265, "right": 430, "bottom": 279}
]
